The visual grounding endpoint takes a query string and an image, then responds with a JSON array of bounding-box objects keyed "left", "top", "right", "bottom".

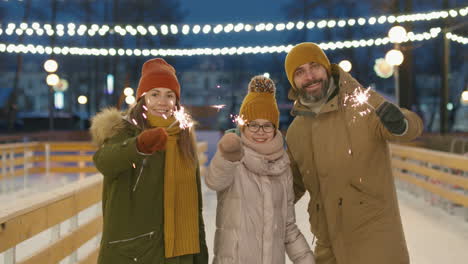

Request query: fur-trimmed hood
[{"left": 90, "top": 108, "right": 128, "bottom": 146}]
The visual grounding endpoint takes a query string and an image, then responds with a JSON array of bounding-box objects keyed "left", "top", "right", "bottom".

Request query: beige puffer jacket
[{"left": 205, "top": 131, "right": 315, "bottom": 264}]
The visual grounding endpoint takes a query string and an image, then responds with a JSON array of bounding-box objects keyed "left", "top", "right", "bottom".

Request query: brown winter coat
[{"left": 286, "top": 64, "right": 423, "bottom": 264}]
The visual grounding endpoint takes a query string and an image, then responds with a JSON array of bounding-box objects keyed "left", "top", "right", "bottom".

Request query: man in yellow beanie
[{"left": 283, "top": 42, "right": 424, "bottom": 264}]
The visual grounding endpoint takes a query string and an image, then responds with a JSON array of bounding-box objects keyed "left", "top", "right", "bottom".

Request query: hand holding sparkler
[
  {"left": 218, "top": 133, "right": 243, "bottom": 162},
  {"left": 167, "top": 106, "right": 194, "bottom": 130},
  {"left": 137, "top": 127, "right": 168, "bottom": 154},
  {"left": 375, "top": 101, "right": 407, "bottom": 134}
]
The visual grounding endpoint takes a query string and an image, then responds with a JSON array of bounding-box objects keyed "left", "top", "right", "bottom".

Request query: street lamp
[
  {"left": 338, "top": 60, "right": 352, "bottom": 72},
  {"left": 123, "top": 87, "right": 134, "bottom": 97},
  {"left": 46, "top": 73, "right": 60, "bottom": 86},
  {"left": 77, "top": 95, "right": 88, "bottom": 130},
  {"left": 44, "top": 58, "right": 59, "bottom": 130},
  {"left": 44, "top": 59, "right": 58, "bottom": 73},
  {"left": 125, "top": 95, "right": 136, "bottom": 105},
  {"left": 385, "top": 49, "right": 404, "bottom": 66},
  {"left": 387, "top": 25, "right": 407, "bottom": 106},
  {"left": 461, "top": 91, "right": 468, "bottom": 106}
]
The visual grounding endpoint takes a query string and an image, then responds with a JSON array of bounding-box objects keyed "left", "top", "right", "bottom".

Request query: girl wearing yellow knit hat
[{"left": 205, "top": 75, "right": 315, "bottom": 264}]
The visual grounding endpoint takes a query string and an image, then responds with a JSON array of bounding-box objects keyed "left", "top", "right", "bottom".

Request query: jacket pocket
[
  {"left": 344, "top": 179, "right": 385, "bottom": 232},
  {"left": 109, "top": 231, "right": 156, "bottom": 262}
]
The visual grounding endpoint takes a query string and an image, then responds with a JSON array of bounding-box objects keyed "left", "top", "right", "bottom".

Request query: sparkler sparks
[
  {"left": 211, "top": 104, "right": 226, "bottom": 112},
  {"left": 344, "top": 86, "right": 375, "bottom": 110},
  {"left": 343, "top": 86, "right": 376, "bottom": 121},
  {"left": 168, "top": 106, "right": 194, "bottom": 129},
  {"left": 230, "top": 114, "right": 246, "bottom": 126}
]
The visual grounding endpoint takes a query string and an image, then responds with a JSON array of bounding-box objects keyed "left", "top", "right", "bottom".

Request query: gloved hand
[
  {"left": 218, "top": 133, "right": 243, "bottom": 162},
  {"left": 376, "top": 101, "right": 407, "bottom": 135},
  {"left": 136, "top": 127, "right": 168, "bottom": 154}
]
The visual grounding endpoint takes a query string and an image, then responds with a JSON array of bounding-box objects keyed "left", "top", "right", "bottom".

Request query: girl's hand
[
  {"left": 137, "top": 127, "right": 168, "bottom": 154},
  {"left": 218, "top": 133, "right": 243, "bottom": 161}
]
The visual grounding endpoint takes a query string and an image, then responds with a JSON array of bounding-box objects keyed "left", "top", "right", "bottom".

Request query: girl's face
[
  {"left": 243, "top": 119, "right": 275, "bottom": 144},
  {"left": 144, "top": 88, "right": 176, "bottom": 117}
]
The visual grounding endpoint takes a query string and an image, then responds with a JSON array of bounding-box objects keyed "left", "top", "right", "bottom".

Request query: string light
[
  {"left": 1, "top": 7, "right": 466, "bottom": 38},
  {"left": 446, "top": 32, "right": 468, "bottom": 44},
  {"left": 0, "top": 28, "right": 453, "bottom": 57}
]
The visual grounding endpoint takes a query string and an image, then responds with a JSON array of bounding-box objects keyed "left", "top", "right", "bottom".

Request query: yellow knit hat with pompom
[{"left": 239, "top": 75, "right": 279, "bottom": 128}]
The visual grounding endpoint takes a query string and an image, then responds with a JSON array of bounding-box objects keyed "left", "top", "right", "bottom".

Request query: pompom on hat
[
  {"left": 239, "top": 75, "right": 279, "bottom": 128},
  {"left": 136, "top": 58, "right": 180, "bottom": 100}
]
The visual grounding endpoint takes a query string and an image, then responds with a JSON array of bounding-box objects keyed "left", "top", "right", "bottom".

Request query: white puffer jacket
[{"left": 205, "top": 131, "right": 315, "bottom": 264}]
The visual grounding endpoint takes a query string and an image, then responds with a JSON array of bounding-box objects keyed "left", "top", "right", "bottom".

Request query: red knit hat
[{"left": 136, "top": 58, "right": 180, "bottom": 100}]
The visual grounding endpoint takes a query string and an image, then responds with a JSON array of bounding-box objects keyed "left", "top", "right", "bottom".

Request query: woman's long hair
[{"left": 127, "top": 98, "right": 198, "bottom": 165}]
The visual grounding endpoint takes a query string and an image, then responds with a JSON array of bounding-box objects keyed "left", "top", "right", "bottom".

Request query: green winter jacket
[{"left": 90, "top": 108, "right": 208, "bottom": 264}]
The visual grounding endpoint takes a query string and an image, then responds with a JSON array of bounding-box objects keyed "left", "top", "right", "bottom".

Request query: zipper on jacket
[
  {"left": 133, "top": 158, "right": 147, "bottom": 192},
  {"left": 108, "top": 231, "right": 154, "bottom": 244},
  {"left": 332, "top": 197, "right": 344, "bottom": 243}
]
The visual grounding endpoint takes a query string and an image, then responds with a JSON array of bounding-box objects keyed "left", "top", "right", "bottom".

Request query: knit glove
[
  {"left": 136, "top": 127, "right": 168, "bottom": 154},
  {"left": 376, "top": 101, "right": 407, "bottom": 135},
  {"left": 218, "top": 133, "right": 244, "bottom": 162}
]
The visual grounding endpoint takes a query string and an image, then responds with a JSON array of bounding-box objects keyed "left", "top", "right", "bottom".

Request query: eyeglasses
[{"left": 246, "top": 122, "right": 275, "bottom": 133}]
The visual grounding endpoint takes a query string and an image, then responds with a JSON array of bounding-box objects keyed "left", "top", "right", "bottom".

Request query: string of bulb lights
[
  {"left": 0, "top": 6, "right": 466, "bottom": 38},
  {"left": 1, "top": 27, "right": 460, "bottom": 57}
]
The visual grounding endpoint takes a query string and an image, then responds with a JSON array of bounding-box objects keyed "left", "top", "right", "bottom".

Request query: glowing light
[
  {"left": 388, "top": 26, "right": 407, "bottom": 43},
  {"left": 461, "top": 91, "right": 468, "bottom": 105},
  {"left": 124, "top": 87, "right": 134, "bottom": 96},
  {"left": 231, "top": 114, "right": 246, "bottom": 126},
  {"left": 338, "top": 60, "right": 352, "bottom": 72},
  {"left": 344, "top": 87, "right": 375, "bottom": 119},
  {"left": 211, "top": 104, "right": 226, "bottom": 111},
  {"left": 125, "top": 95, "right": 136, "bottom": 105},
  {"left": 43, "top": 59, "right": 58, "bottom": 72},
  {"left": 385, "top": 49, "right": 404, "bottom": 66},
  {"left": 170, "top": 107, "right": 194, "bottom": 129},
  {"left": 374, "top": 58, "right": 394, "bottom": 78},
  {"left": 77, "top": 95, "right": 88, "bottom": 104},
  {"left": 46, "top": 74, "right": 60, "bottom": 86}
]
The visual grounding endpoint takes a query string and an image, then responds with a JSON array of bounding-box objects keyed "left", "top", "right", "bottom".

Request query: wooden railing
[
  {"left": 390, "top": 143, "right": 468, "bottom": 219},
  {"left": 0, "top": 142, "right": 98, "bottom": 193},
  {"left": 0, "top": 141, "right": 208, "bottom": 263}
]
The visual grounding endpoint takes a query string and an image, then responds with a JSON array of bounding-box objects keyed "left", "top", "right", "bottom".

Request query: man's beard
[{"left": 299, "top": 78, "right": 330, "bottom": 103}]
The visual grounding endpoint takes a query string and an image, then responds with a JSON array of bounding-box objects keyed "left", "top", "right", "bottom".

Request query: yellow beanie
[
  {"left": 239, "top": 75, "right": 279, "bottom": 128},
  {"left": 284, "top": 42, "right": 331, "bottom": 89}
]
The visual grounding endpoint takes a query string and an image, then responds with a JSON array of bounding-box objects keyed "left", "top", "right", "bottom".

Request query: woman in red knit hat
[{"left": 90, "top": 58, "right": 208, "bottom": 264}]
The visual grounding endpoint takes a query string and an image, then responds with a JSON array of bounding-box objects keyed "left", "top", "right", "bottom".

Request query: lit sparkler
[
  {"left": 344, "top": 86, "right": 375, "bottom": 111},
  {"left": 168, "top": 106, "right": 194, "bottom": 129},
  {"left": 211, "top": 104, "right": 226, "bottom": 112},
  {"left": 230, "top": 114, "right": 246, "bottom": 126}
]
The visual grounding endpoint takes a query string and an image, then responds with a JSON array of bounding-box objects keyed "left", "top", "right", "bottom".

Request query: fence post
[
  {"left": 23, "top": 147, "right": 30, "bottom": 190},
  {"left": 4, "top": 248, "right": 16, "bottom": 264},
  {"left": 1, "top": 150, "right": 6, "bottom": 193},
  {"left": 79, "top": 150, "right": 85, "bottom": 180},
  {"left": 9, "top": 149, "right": 15, "bottom": 192},
  {"left": 45, "top": 143, "right": 50, "bottom": 179}
]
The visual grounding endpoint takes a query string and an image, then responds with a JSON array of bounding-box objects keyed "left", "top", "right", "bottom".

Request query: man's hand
[
  {"left": 218, "top": 133, "right": 243, "bottom": 162},
  {"left": 136, "top": 127, "right": 168, "bottom": 154},
  {"left": 376, "top": 101, "right": 407, "bottom": 135}
]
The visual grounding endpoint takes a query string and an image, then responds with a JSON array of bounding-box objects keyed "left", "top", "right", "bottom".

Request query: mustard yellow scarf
[{"left": 147, "top": 114, "right": 200, "bottom": 258}]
